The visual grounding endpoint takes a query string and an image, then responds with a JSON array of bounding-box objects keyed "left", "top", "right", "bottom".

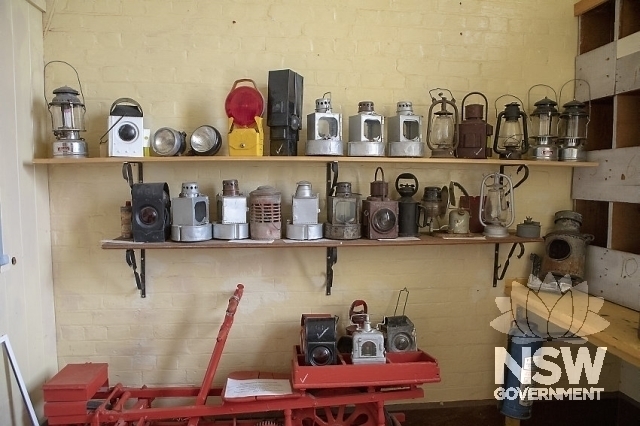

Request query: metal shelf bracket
[
  {"left": 123, "top": 161, "right": 145, "bottom": 297},
  {"left": 326, "top": 247, "right": 338, "bottom": 295}
]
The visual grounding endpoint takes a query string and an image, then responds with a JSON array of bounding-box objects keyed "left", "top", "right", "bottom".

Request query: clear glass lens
[
  {"left": 317, "top": 117, "right": 338, "bottom": 139},
  {"left": 152, "top": 128, "right": 180, "bottom": 156},
  {"left": 372, "top": 208, "right": 396, "bottom": 233},
  {"left": 334, "top": 200, "right": 356, "bottom": 224},
  {"left": 139, "top": 206, "right": 158, "bottom": 226},
  {"left": 363, "top": 119, "right": 381, "bottom": 141},
  {"left": 310, "top": 346, "right": 331, "bottom": 365},
  {"left": 559, "top": 116, "right": 587, "bottom": 138},
  {"left": 191, "top": 126, "right": 217, "bottom": 152},
  {"left": 51, "top": 103, "right": 85, "bottom": 131},
  {"left": 393, "top": 334, "right": 411, "bottom": 351},
  {"left": 403, "top": 119, "right": 420, "bottom": 141}
]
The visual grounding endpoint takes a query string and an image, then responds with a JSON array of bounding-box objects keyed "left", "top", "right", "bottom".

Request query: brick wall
[{"left": 42, "top": 0, "right": 621, "bottom": 403}]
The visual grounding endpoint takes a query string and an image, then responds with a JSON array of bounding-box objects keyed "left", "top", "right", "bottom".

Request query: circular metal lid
[{"left": 358, "top": 101, "right": 375, "bottom": 113}]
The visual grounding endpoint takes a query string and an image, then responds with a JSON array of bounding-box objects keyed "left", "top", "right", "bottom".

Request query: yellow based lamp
[{"left": 225, "top": 79, "right": 265, "bottom": 156}]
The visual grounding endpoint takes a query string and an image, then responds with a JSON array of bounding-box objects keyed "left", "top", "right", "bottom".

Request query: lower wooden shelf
[{"left": 101, "top": 233, "right": 542, "bottom": 250}]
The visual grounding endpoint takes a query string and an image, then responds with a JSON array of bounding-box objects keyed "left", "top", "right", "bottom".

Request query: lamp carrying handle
[
  {"left": 109, "top": 98, "right": 143, "bottom": 115},
  {"left": 494, "top": 94, "right": 524, "bottom": 119},
  {"left": 230, "top": 78, "right": 259, "bottom": 91},
  {"left": 395, "top": 173, "right": 419, "bottom": 196},
  {"left": 43, "top": 60, "right": 86, "bottom": 107},
  {"left": 526, "top": 84, "right": 557, "bottom": 114},
  {"left": 461, "top": 91, "right": 489, "bottom": 121}
]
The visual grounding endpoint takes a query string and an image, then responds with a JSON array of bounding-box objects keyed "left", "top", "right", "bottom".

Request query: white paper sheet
[{"left": 224, "top": 378, "right": 293, "bottom": 398}]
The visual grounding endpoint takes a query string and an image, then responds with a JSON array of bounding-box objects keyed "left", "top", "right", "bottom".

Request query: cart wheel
[{"left": 293, "top": 403, "right": 378, "bottom": 426}]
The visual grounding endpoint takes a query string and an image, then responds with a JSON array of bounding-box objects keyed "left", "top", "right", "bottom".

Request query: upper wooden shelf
[
  {"left": 101, "top": 233, "right": 542, "bottom": 250},
  {"left": 574, "top": 0, "right": 610, "bottom": 16},
  {"left": 31, "top": 156, "right": 598, "bottom": 168}
]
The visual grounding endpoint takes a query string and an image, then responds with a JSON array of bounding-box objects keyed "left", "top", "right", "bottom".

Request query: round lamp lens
[
  {"left": 393, "top": 334, "right": 411, "bottom": 351},
  {"left": 118, "top": 123, "right": 138, "bottom": 142},
  {"left": 152, "top": 127, "right": 184, "bottom": 156},
  {"left": 190, "top": 125, "right": 222, "bottom": 156},
  {"left": 225, "top": 86, "right": 264, "bottom": 126},
  {"left": 372, "top": 208, "right": 396, "bottom": 233},
  {"left": 139, "top": 206, "right": 158, "bottom": 226},
  {"left": 310, "top": 346, "right": 332, "bottom": 366}
]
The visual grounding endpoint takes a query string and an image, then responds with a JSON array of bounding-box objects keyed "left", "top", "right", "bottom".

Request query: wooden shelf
[
  {"left": 101, "top": 233, "right": 542, "bottom": 250},
  {"left": 31, "top": 156, "right": 598, "bottom": 168}
]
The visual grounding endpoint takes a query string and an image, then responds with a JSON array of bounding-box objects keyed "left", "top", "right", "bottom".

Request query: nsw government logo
[{"left": 491, "top": 279, "right": 611, "bottom": 408}]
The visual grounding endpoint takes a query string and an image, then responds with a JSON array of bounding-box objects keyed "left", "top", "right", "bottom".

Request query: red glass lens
[{"left": 225, "top": 86, "right": 264, "bottom": 126}]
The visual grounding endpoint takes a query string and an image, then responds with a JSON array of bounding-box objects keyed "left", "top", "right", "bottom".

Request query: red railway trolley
[{"left": 43, "top": 284, "right": 441, "bottom": 426}]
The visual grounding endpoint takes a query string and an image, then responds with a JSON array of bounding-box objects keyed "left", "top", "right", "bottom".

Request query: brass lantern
[
  {"left": 426, "top": 89, "right": 459, "bottom": 158},
  {"left": 493, "top": 97, "right": 528, "bottom": 160}
]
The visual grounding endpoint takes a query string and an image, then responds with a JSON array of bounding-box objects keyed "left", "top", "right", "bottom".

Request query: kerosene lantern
[
  {"left": 426, "top": 89, "right": 459, "bottom": 158},
  {"left": 479, "top": 173, "right": 515, "bottom": 237},
  {"left": 419, "top": 185, "right": 448, "bottom": 233},
  {"left": 306, "top": 93, "right": 343, "bottom": 156},
  {"left": 455, "top": 92, "right": 493, "bottom": 159},
  {"left": 324, "top": 182, "right": 362, "bottom": 240},
  {"left": 213, "top": 179, "right": 249, "bottom": 240},
  {"left": 225, "top": 79, "right": 264, "bottom": 156},
  {"left": 351, "top": 314, "right": 386, "bottom": 364},
  {"left": 387, "top": 101, "right": 424, "bottom": 157},
  {"left": 249, "top": 186, "right": 281, "bottom": 240},
  {"left": 395, "top": 173, "right": 424, "bottom": 237},
  {"left": 267, "top": 69, "right": 303, "bottom": 156},
  {"left": 493, "top": 100, "right": 528, "bottom": 159},
  {"left": 286, "top": 181, "right": 322, "bottom": 240},
  {"left": 347, "top": 101, "right": 385, "bottom": 157},
  {"left": 528, "top": 85, "right": 559, "bottom": 161},
  {"left": 47, "top": 85, "right": 87, "bottom": 158},
  {"left": 170, "top": 182, "right": 212, "bottom": 242},
  {"left": 557, "top": 80, "right": 590, "bottom": 162},
  {"left": 362, "top": 168, "right": 399, "bottom": 239}
]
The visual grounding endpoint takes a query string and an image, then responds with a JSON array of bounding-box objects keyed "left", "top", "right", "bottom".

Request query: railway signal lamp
[
  {"left": 395, "top": 173, "right": 424, "bottom": 237},
  {"left": 324, "top": 182, "right": 362, "bottom": 240},
  {"left": 347, "top": 101, "right": 385, "bottom": 156},
  {"left": 108, "top": 98, "right": 145, "bottom": 157},
  {"left": 301, "top": 314, "right": 338, "bottom": 366},
  {"left": 479, "top": 173, "right": 515, "bottom": 238},
  {"left": 306, "top": 93, "right": 343, "bottom": 156},
  {"left": 286, "top": 181, "right": 322, "bottom": 240},
  {"left": 387, "top": 101, "right": 424, "bottom": 157},
  {"left": 426, "top": 89, "right": 459, "bottom": 158},
  {"left": 171, "top": 182, "right": 212, "bottom": 242},
  {"left": 213, "top": 179, "right": 249, "bottom": 240},
  {"left": 493, "top": 100, "right": 528, "bottom": 159},
  {"left": 267, "top": 69, "right": 303, "bottom": 156},
  {"left": 362, "top": 167, "right": 399, "bottom": 239},
  {"left": 131, "top": 182, "right": 171, "bottom": 242},
  {"left": 249, "top": 185, "right": 282, "bottom": 240},
  {"left": 456, "top": 92, "right": 493, "bottom": 159},
  {"left": 351, "top": 314, "right": 386, "bottom": 364},
  {"left": 226, "top": 79, "right": 265, "bottom": 156}
]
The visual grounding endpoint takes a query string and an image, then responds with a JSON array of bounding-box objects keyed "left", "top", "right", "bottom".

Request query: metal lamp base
[
  {"left": 529, "top": 144, "right": 558, "bottom": 161},
  {"left": 306, "top": 139, "right": 343, "bottom": 156},
  {"left": 347, "top": 141, "right": 385, "bottom": 157},
  {"left": 559, "top": 147, "right": 586, "bottom": 162},
  {"left": 388, "top": 141, "right": 425, "bottom": 157},
  {"left": 483, "top": 224, "right": 510, "bottom": 238},
  {"left": 171, "top": 224, "right": 213, "bottom": 242},
  {"left": 212, "top": 223, "right": 249, "bottom": 240},
  {"left": 429, "top": 148, "right": 456, "bottom": 158},
  {"left": 53, "top": 140, "right": 87, "bottom": 158},
  {"left": 324, "top": 223, "right": 361, "bottom": 240},
  {"left": 286, "top": 223, "right": 323, "bottom": 240}
]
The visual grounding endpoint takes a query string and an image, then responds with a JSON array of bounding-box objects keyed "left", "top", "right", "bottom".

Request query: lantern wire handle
[
  {"left": 322, "top": 92, "right": 331, "bottom": 99},
  {"left": 393, "top": 287, "right": 409, "bottom": 316},
  {"left": 494, "top": 94, "right": 524, "bottom": 118},
  {"left": 429, "top": 88, "right": 455, "bottom": 103},
  {"left": 43, "top": 60, "right": 85, "bottom": 106},
  {"left": 559, "top": 79, "right": 591, "bottom": 129}
]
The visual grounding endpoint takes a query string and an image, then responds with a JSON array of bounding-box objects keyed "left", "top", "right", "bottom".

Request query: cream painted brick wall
[{"left": 41, "top": 0, "right": 616, "bottom": 405}]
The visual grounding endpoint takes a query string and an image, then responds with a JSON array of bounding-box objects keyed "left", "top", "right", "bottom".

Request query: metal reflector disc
[
  {"left": 190, "top": 125, "right": 222, "bottom": 156},
  {"left": 152, "top": 127, "right": 185, "bottom": 156}
]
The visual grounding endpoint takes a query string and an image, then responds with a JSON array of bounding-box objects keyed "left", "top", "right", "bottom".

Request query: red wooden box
[
  {"left": 43, "top": 363, "right": 109, "bottom": 402},
  {"left": 291, "top": 346, "right": 440, "bottom": 390}
]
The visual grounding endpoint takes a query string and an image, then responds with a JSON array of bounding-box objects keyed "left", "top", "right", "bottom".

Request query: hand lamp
[
  {"left": 527, "top": 85, "right": 559, "bottom": 161},
  {"left": 479, "top": 173, "right": 515, "bottom": 237},
  {"left": 456, "top": 91, "right": 493, "bottom": 159},
  {"left": 558, "top": 79, "right": 590, "bottom": 162},
  {"left": 45, "top": 61, "right": 87, "bottom": 158},
  {"left": 493, "top": 97, "right": 528, "bottom": 160},
  {"left": 387, "top": 101, "right": 424, "bottom": 157},
  {"left": 213, "top": 179, "right": 249, "bottom": 240},
  {"left": 347, "top": 101, "right": 385, "bottom": 156},
  {"left": 286, "top": 181, "right": 322, "bottom": 240},
  {"left": 151, "top": 127, "right": 186, "bottom": 156},
  {"left": 189, "top": 125, "right": 222, "bottom": 156},
  {"left": 426, "top": 89, "right": 459, "bottom": 158},
  {"left": 226, "top": 79, "right": 264, "bottom": 157},
  {"left": 324, "top": 182, "right": 362, "bottom": 240},
  {"left": 306, "top": 93, "right": 343, "bottom": 156}
]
